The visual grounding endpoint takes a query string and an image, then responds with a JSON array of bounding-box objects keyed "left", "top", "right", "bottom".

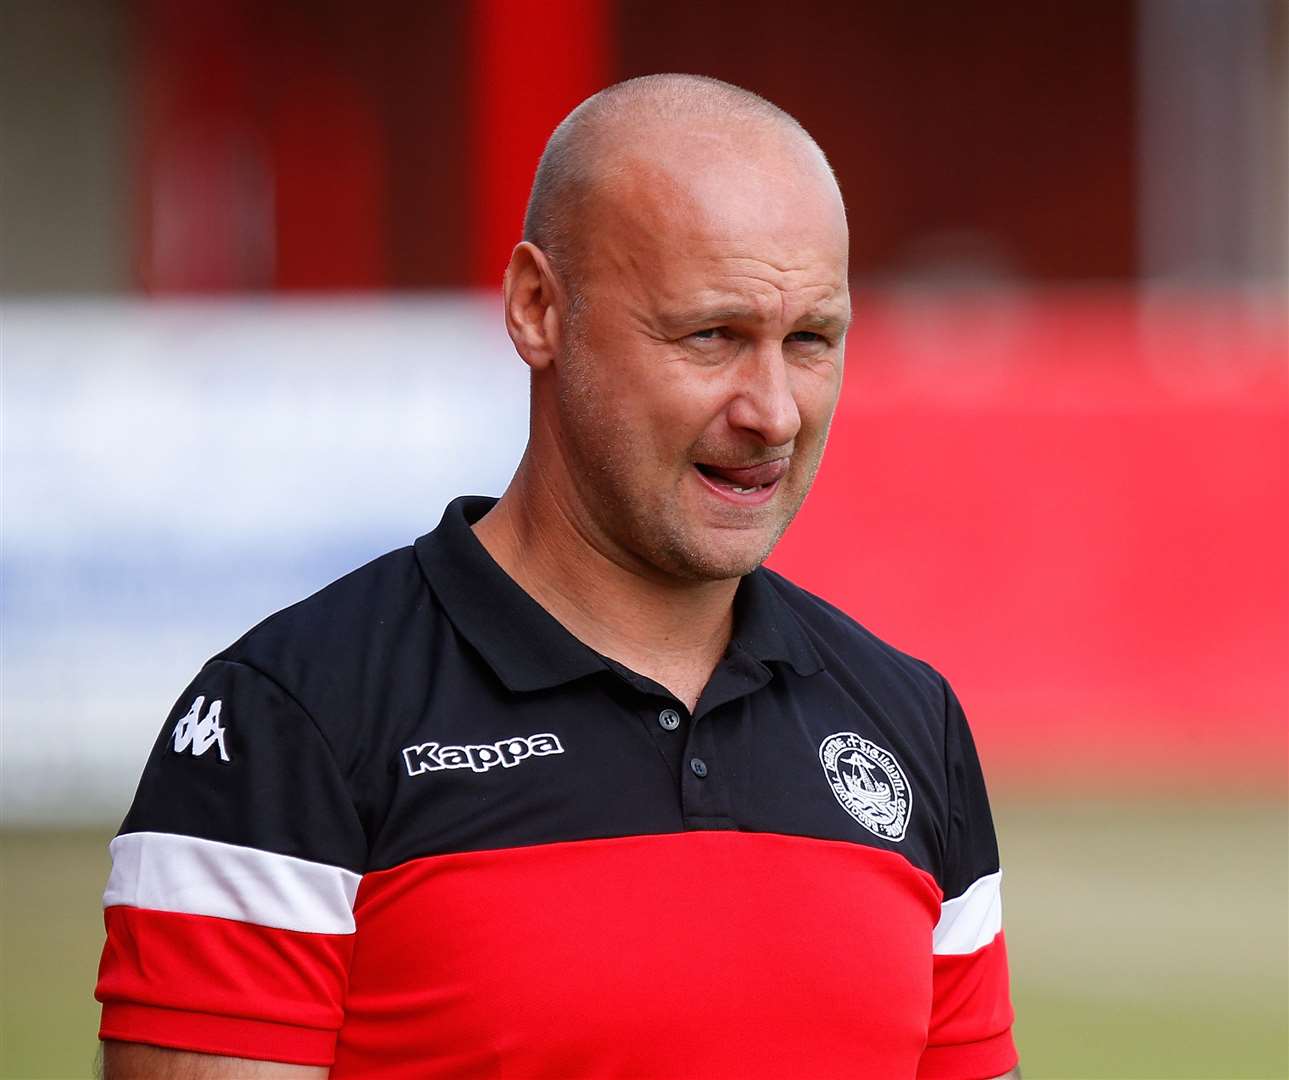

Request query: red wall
[
  {"left": 133, "top": 0, "right": 1138, "bottom": 292},
  {"left": 769, "top": 291, "right": 1289, "bottom": 793}
]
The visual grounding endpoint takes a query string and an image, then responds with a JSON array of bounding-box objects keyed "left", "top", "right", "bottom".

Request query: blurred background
[{"left": 2, "top": 1, "right": 1286, "bottom": 1076}]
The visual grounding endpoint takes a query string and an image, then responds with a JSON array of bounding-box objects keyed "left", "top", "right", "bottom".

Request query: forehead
[{"left": 581, "top": 123, "right": 849, "bottom": 311}]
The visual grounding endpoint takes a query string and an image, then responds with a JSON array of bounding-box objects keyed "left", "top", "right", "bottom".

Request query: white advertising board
[{"left": 2, "top": 297, "right": 530, "bottom": 824}]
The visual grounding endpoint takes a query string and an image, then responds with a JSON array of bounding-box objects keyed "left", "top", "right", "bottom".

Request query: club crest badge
[{"left": 819, "top": 731, "right": 912, "bottom": 841}]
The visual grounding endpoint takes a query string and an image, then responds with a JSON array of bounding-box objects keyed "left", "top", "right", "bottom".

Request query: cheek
[
  {"left": 619, "top": 357, "right": 727, "bottom": 446},
  {"left": 566, "top": 362, "right": 688, "bottom": 466},
  {"left": 794, "top": 366, "right": 843, "bottom": 435}
]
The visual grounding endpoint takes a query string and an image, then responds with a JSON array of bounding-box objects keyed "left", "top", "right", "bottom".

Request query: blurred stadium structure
[
  {"left": 4, "top": 292, "right": 1285, "bottom": 824},
  {"left": 1, "top": 2, "right": 1286, "bottom": 1077}
]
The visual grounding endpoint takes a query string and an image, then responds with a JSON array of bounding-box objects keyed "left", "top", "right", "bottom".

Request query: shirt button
[
  {"left": 658, "top": 708, "right": 681, "bottom": 731},
  {"left": 689, "top": 757, "right": 709, "bottom": 779}
]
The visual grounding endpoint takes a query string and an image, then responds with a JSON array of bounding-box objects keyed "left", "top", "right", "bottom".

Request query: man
[{"left": 98, "top": 74, "right": 1019, "bottom": 1078}]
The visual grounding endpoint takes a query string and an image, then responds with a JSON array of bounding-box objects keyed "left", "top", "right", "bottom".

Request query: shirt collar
[
  {"left": 415, "top": 495, "right": 822, "bottom": 693},
  {"left": 729, "top": 565, "right": 824, "bottom": 679},
  {"left": 415, "top": 496, "right": 608, "bottom": 692}
]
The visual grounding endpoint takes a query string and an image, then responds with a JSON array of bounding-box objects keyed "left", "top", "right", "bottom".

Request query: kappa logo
[
  {"left": 171, "top": 695, "right": 230, "bottom": 763},
  {"left": 819, "top": 731, "right": 912, "bottom": 841},
  {"left": 402, "top": 732, "right": 564, "bottom": 777}
]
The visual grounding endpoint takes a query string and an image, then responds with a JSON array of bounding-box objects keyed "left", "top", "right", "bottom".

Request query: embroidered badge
[{"left": 818, "top": 731, "right": 911, "bottom": 841}]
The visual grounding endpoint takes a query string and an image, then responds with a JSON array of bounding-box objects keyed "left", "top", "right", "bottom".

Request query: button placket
[
  {"left": 636, "top": 699, "right": 690, "bottom": 782},
  {"left": 679, "top": 705, "right": 735, "bottom": 826}
]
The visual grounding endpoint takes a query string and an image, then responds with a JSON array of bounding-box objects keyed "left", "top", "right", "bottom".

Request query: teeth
[{"left": 731, "top": 485, "right": 762, "bottom": 494}]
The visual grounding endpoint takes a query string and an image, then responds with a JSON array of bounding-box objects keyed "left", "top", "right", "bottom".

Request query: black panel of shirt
[{"left": 119, "top": 495, "right": 1001, "bottom": 900}]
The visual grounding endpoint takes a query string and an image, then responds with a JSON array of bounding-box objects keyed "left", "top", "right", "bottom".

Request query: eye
[
  {"left": 786, "top": 331, "right": 827, "bottom": 345},
  {"left": 689, "top": 327, "right": 727, "bottom": 342}
]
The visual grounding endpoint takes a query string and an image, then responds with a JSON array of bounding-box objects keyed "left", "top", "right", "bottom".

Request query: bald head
[
  {"left": 495, "top": 75, "right": 850, "bottom": 584},
  {"left": 522, "top": 75, "right": 842, "bottom": 298}
]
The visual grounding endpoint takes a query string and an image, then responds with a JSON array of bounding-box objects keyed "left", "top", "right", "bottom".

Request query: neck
[{"left": 472, "top": 460, "right": 738, "bottom": 710}]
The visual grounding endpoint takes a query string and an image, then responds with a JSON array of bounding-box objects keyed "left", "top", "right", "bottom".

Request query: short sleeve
[
  {"left": 917, "top": 680, "right": 1018, "bottom": 1079},
  {"left": 95, "top": 659, "right": 368, "bottom": 1066}
]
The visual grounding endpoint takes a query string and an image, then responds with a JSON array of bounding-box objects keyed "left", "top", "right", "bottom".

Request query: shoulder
[
  {"left": 206, "top": 543, "right": 441, "bottom": 754},
  {"left": 759, "top": 566, "right": 948, "bottom": 712},
  {"left": 223, "top": 544, "right": 427, "bottom": 663}
]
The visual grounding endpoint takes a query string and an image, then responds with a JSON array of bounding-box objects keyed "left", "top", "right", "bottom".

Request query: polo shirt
[{"left": 97, "top": 495, "right": 1017, "bottom": 1079}]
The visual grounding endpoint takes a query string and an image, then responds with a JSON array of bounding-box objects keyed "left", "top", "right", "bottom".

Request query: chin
[{"left": 654, "top": 527, "right": 784, "bottom": 582}]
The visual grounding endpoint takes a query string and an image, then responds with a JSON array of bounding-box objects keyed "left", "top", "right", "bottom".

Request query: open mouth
[{"left": 693, "top": 458, "right": 790, "bottom": 497}]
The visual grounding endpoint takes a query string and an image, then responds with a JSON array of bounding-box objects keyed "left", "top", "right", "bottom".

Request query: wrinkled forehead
[{"left": 582, "top": 121, "right": 849, "bottom": 279}]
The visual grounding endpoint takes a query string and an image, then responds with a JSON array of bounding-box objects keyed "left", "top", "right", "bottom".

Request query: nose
[{"left": 725, "top": 342, "right": 802, "bottom": 448}]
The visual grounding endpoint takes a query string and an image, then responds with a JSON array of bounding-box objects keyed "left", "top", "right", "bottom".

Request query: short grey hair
[{"left": 522, "top": 74, "right": 831, "bottom": 306}]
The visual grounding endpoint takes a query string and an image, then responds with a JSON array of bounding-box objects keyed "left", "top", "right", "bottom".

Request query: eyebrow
[
  {"left": 793, "top": 311, "right": 852, "bottom": 335},
  {"left": 661, "top": 306, "right": 851, "bottom": 335}
]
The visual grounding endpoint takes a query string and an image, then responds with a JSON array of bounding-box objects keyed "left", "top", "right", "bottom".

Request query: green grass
[
  {"left": 996, "top": 799, "right": 1288, "bottom": 1079},
  {"left": 1, "top": 830, "right": 111, "bottom": 1080},
  {"left": 2, "top": 801, "right": 1286, "bottom": 1078}
]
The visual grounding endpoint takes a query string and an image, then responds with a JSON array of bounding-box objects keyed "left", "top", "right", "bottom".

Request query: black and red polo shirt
[{"left": 97, "top": 495, "right": 1017, "bottom": 1079}]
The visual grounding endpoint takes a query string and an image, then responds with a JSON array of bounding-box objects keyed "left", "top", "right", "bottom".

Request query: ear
[{"left": 503, "top": 242, "right": 566, "bottom": 371}]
